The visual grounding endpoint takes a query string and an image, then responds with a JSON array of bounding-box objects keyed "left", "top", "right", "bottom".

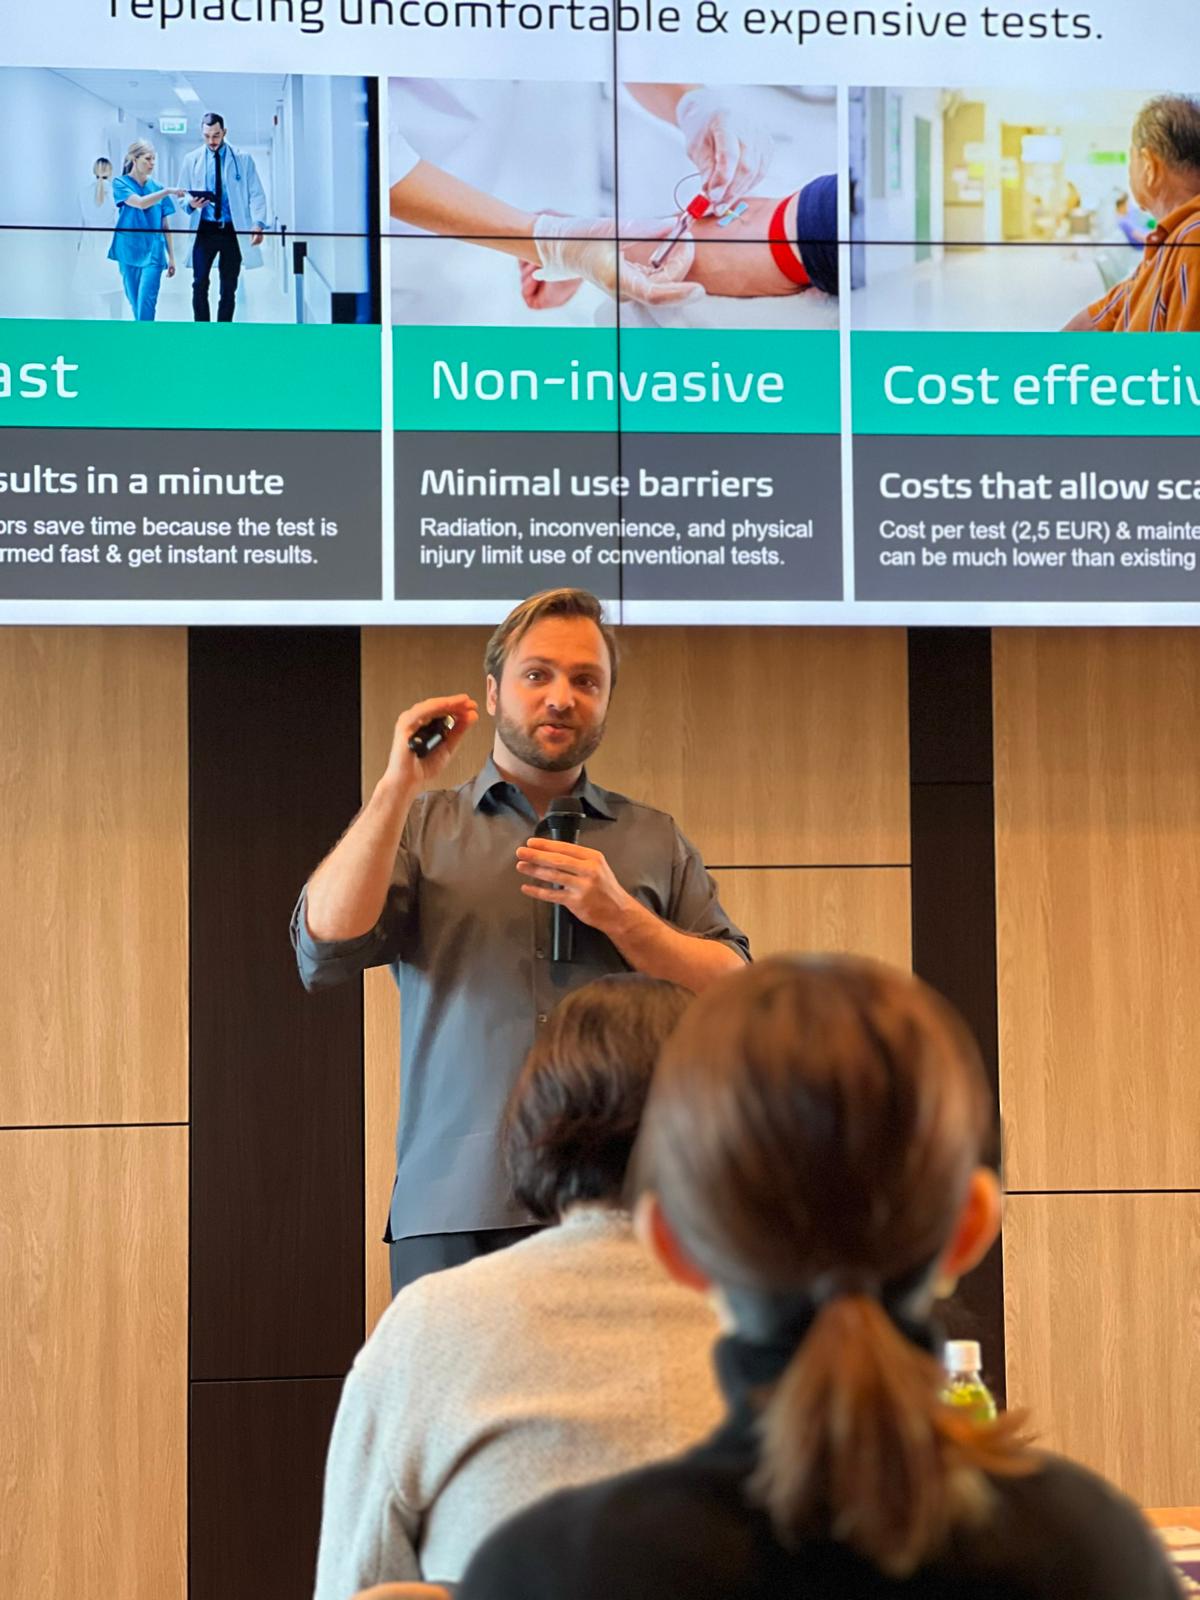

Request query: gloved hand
[
  {"left": 675, "top": 88, "right": 773, "bottom": 207},
  {"left": 533, "top": 214, "right": 704, "bottom": 307}
]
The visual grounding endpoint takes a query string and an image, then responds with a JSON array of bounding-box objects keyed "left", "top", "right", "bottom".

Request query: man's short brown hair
[{"left": 483, "top": 588, "right": 619, "bottom": 690}]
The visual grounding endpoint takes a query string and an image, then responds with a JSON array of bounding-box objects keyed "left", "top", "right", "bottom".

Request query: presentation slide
[{"left": 0, "top": 1, "right": 1197, "bottom": 623}]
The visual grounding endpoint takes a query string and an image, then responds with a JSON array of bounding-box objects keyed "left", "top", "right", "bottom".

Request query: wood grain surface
[
  {"left": 994, "top": 629, "right": 1200, "bottom": 1191},
  {"left": 1004, "top": 1191, "right": 1200, "bottom": 1506},
  {"left": 0, "top": 628, "right": 188, "bottom": 1126},
  {"left": 0, "top": 1126, "right": 187, "bottom": 1599}
]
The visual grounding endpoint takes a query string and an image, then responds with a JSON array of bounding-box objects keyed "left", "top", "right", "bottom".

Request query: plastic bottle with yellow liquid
[{"left": 942, "top": 1340, "right": 998, "bottom": 1424}]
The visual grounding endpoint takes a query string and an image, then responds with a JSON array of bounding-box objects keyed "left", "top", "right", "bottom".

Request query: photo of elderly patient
[
  {"left": 1063, "top": 94, "right": 1200, "bottom": 331},
  {"left": 452, "top": 957, "right": 1183, "bottom": 1600},
  {"left": 313, "top": 975, "right": 721, "bottom": 1600},
  {"left": 851, "top": 85, "right": 1200, "bottom": 334},
  {"left": 388, "top": 78, "right": 838, "bottom": 330}
]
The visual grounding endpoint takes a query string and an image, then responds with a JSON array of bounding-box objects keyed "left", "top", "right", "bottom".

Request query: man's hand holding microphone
[
  {"left": 515, "top": 835, "right": 640, "bottom": 948},
  {"left": 390, "top": 695, "right": 638, "bottom": 956}
]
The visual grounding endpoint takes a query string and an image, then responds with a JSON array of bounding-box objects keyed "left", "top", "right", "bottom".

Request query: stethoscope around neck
[{"left": 207, "top": 145, "right": 242, "bottom": 182}]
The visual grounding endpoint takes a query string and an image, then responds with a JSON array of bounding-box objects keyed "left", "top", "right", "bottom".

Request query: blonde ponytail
[
  {"left": 123, "top": 141, "right": 154, "bottom": 177},
  {"left": 92, "top": 159, "right": 112, "bottom": 208},
  {"left": 751, "top": 1296, "right": 1031, "bottom": 1577}
]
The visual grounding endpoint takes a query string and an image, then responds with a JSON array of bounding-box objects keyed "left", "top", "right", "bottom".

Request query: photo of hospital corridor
[
  {"left": 848, "top": 87, "right": 1183, "bottom": 331},
  {"left": 0, "top": 69, "right": 376, "bottom": 324}
]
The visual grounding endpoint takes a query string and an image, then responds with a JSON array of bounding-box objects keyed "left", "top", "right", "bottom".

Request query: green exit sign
[
  {"left": 159, "top": 115, "right": 188, "bottom": 135},
  {"left": 1088, "top": 149, "right": 1127, "bottom": 165}
]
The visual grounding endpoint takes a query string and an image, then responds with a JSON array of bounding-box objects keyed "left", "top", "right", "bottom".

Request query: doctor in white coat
[{"left": 178, "top": 112, "right": 269, "bottom": 321}]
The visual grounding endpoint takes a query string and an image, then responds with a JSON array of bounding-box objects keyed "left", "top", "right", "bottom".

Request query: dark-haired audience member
[
  {"left": 458, "top": 957, "right": 1182, "bottom": 1600},
  {"left": 313, "top": 975, "right": 721, "bottom": 1599}
]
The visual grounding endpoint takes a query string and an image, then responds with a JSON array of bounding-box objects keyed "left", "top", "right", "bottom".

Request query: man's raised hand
[{"left": 384, "top": 694, "right": 478, "bottom": 793}]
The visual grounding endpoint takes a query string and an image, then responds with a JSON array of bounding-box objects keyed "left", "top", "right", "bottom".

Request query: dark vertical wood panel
[
  {"left": 190, "top": 1377, "right": 343, "bottom": 1600},
  {"left": 908, "top": 629, "right": 1005, "bottom": 1403},
  {"left": 910, "top": 783, "right": 999, "bottom": 1102},
  {"left": 909, "top": 626, "right": 993, "bottom": 786},
  {"left": 189, "top": 628, "right": 363, "bottom": 1380}
]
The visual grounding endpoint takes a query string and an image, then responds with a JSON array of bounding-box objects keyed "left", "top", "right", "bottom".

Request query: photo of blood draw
[{"left": 388, "top": 78, "right": 839, "bottom": 332}]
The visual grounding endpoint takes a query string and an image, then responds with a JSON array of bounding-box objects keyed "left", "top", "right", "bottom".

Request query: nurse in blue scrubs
[{"left": 108, "top": 141, "right": 184, "bottom": 321}]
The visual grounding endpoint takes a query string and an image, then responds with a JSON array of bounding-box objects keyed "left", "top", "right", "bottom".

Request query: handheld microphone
[
  {"left": 543, "top": 796, "right": 586, "bottom": 963},
  {"left": 408, "top": 715, "right": 455, "bottom": 759}
]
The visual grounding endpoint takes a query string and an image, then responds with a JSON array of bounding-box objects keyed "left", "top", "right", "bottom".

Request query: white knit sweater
[{"left": 313, "top": 1208, "right": 722, "bottom": 1598}]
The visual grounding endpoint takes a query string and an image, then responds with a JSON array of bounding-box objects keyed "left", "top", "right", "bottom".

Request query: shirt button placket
[{"left": 532, "top": 878, "right": 550, "bottom": 1024}]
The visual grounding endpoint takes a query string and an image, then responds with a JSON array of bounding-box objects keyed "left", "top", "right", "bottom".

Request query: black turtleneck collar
[{"left": 711, "top": 1301, "right": 943, "bottom": 1439}]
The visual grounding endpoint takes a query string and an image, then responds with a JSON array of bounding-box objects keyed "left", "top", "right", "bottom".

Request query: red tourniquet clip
[{"left": 769, "top": 194, "right": 810, "bottom": 287}]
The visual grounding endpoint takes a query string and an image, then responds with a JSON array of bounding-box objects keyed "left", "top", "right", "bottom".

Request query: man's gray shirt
[{"left": 291, "top": 758, "right": 750, "bottom": 1241}]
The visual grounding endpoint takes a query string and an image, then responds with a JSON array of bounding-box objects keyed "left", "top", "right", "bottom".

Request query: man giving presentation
[{"left": 292, "top": 588, "right": 749, "bottom": 1295}]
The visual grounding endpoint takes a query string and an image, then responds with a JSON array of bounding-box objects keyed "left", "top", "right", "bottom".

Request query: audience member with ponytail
[{"left": 458, "top": 956, "right": 1181, "bottom": 1600}]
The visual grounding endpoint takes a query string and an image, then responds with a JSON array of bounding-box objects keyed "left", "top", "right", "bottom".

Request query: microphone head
[{"left": 543, "top": 794, "right": 586, "bottom": 843}]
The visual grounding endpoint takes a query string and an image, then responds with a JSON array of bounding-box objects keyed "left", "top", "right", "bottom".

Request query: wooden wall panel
[
  {"left": 716, "top": 866, "right": 911, "bottom": 968},
  {"left": 190, "top": 629, "right": 363, "bottom": 1382},
  {"left": 994, "top": 630, "right": 1200, "bottom": 1190},
  {"left": 0, "top": 1127, "right": 187, "bottom": 1600},
  {"left": 190, "top": 1377, "right": 343, "bottom": 1600},
  {"left": 1004, "top": 1193, "right": 1200, "bottom": 1505},
  {"left": 0, "top": 628, "right": 188, "bottom": 1127},
  {"left": 908, "top": 632, "right": 1004, "bottom": 1391},
  {"left": 360, "top": 626, "right": 910, "bottom": 865}
]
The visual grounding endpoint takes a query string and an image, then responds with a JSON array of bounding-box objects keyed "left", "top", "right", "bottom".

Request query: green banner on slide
[
  {"left": 854, "top": 332, "right": 1200, "bottom": 437},
  {"left": 0, "top": 321, "right": 381, "bottom": 430},
  {"left": 393, "top": 326, "right": 840, "bottom": 434}
]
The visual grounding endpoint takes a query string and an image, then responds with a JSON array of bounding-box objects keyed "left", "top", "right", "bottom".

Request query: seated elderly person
[
  {"left": 1064, "top": 93, "right": 1200, "bottom": 330},
  {"left": 314, "top": 974, "right": 721, "bottom": 1599},
  {"left": 522, "top": 174, "right": 838, "bottom": 306}
]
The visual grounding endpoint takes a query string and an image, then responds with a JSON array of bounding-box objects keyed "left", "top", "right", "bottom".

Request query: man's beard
[{"left": 496, "top": 709, "right": 606, "bottom": 772}]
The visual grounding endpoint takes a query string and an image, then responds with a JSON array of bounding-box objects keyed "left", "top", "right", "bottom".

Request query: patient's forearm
[{"left": 624, "top": 194, "right": 806, "bottom": 298}]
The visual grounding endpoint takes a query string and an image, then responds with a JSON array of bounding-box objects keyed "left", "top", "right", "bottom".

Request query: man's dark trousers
[
  {"left": 192, "top": 219, "right": 242, "bottom": 321},
  {"left": 388, "top": 1225, "right": 541, "bottom": 1297}
]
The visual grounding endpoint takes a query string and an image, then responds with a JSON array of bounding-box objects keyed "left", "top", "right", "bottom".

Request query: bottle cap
[{"left": 944, "top": 1339, "right": 982, "bottom": 1375}]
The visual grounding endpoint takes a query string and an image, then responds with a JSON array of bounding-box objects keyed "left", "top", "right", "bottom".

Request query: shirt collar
[
  {"left": 1148, "top": 192, "right": 1200, "bottom": 243},
  {"left": 469, "top": 754, "right": 617, "bottom": 820}
]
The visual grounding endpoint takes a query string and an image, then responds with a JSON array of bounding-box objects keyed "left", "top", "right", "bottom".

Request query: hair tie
[{"left": 808, "top": 1268, "right": 881, "bottom": 1307}]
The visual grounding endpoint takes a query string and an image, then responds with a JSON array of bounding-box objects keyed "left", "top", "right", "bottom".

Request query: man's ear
[
  {"left": 940, "top": 1167, "right": 1002, "bottom": 1282},
  {"left": 634, "top": 1192, "right": 711, "bottom": 1294},
  {"left": 1138, "top": 146, "right": 1164, "bottom": 201},
  {"left": 485, "top": 674, "right": 499, "bottom": 716}
]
